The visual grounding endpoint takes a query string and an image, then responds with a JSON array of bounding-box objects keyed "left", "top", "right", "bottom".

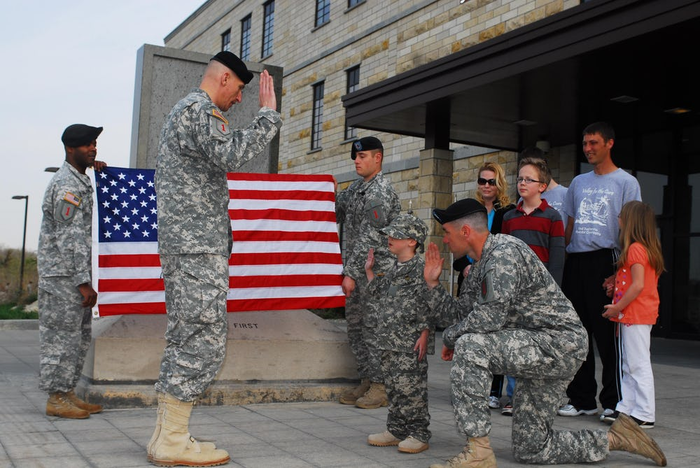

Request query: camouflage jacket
[
  {"left": 367, "top": 255, "right": 436, "bottom": 354},
  {"left": 156, "top": 88, "right": 282, "bottom": 256},
  {"left": 38, "top": 161, "right": 94, "bottom": 288},
  {"left": 427, "top": 234, "right": 587, "bottom": 362},
  {"left": 335, "top": 171, "right": 400, "bottom": 279}
]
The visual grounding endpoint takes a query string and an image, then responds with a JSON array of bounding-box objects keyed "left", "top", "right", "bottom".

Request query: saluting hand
[
  {"left": 259, "top": 69, "right": 277, "bottom": 110},
  {"left": 424, "top": 242, "right": 444, "bottom": 288}
]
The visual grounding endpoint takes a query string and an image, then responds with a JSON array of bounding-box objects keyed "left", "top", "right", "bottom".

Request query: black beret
[
  {"left": 432, "top": 198, "right": 487, "bottom": 225},
  {"left": 351, "top": 136, "right": 384, "bottom": 160},
  {"left": 61, "top": 124, "right": 103, "bottom": 147},
  {"left": 211, "top": 51, "right": 254, "bottom": 84}
]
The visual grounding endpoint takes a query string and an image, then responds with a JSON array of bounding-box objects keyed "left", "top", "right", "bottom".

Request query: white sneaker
[
  {"left": 558, "top": 403, "right": 598, "bottom": 417},
  {"left": 488, "top": 396, "right": 500, "bottom": 409}
]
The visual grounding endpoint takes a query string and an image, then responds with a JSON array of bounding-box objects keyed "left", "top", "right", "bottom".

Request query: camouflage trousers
[
  {"left": 156, "top": 254, "right": 229, "bottom": 402},
  {"left": 381, "top": 350, "right": 431, "bottom": 443},
  {"left": 451, "top": 329, "right": 609, "bottom": 464},
  {"left": 346, "top": 276, "right": 383, "bottom": 383},
  {"left": 38, "top": 280, "right": 92, "bottom": 394}
]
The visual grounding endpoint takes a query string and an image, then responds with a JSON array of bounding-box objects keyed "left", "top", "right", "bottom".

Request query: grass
[{"left": 0, "top": 302, "right": 38, "bottom": 320}]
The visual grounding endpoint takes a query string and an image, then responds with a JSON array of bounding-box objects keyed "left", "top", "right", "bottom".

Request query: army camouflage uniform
[
  {"left": 336, "top": 171, "right": 400, "bottom": 383},
  {"left": 428, "top": 234, "right": 611, "bottom": 464},
  {"left": 155, "top": 88, "right": 281, "bottom": 402},
  {"left": 38, "top": 161, "right": 95, "bottom": 393},
  {"left": 366, "top": 254, "right": 435, "bottom": 443}
]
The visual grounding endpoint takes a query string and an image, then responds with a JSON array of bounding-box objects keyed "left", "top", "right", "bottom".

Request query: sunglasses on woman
[{"left": 477, "top": 177, "right": 497, "bottom": 186}]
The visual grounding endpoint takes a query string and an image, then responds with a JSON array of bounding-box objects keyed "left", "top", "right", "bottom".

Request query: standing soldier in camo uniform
[
  {"left": 424, "top": 198, "right": 666, "bottom": 468},
  {"left": 363, "top": 213, "right": 436, "bottom": 454},
  {"left": 335, "top": 136, "right": 400, "bottom": 409},
  {"left": 38, "top": 124, "right": 106, "bottom": 419},
  {"left": 148, "top": 51, "right": 281, "bottom": 467}
]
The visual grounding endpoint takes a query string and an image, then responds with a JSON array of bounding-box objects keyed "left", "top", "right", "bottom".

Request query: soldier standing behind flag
[
  {"left": 335, "top": 136, "right": 400, "bottom": 409},
  {"left": 149, "top": 52, "right": 281, "bottom": 467},
  {"left": 38, "top": 124, "right": 107, "bottom": 419}
]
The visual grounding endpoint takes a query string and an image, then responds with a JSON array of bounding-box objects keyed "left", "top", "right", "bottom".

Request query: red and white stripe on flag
[{"left": 94, "top": 169, "right": 344, "bottom": 316}]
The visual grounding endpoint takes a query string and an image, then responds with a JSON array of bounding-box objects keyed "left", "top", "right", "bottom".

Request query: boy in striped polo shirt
[
  {"left": 500, "top": 157, "right": 566, "bottom": 416},
  {"left": 503, "top": 157, "right": 565, "bottom": 285}
]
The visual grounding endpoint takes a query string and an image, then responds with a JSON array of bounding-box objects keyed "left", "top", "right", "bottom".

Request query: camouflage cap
[{"left": 380, "top": 213, "right": 429, "bottom": 251}]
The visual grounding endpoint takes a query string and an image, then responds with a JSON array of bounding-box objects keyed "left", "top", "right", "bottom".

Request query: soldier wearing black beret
[
  {"left": 424, "top": 200, "right": 666, "bottom": 468},
  {"left": 335, "top": 135, "right": 401, "bottom": 409},
  {"left": 150, "top": 50, "right": 282, "bottom": 466},
  {"left": 37, "top": 124, "right": 107, "bottom": 420}
]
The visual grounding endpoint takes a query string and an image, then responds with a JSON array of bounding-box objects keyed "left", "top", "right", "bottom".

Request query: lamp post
[{"left": 11, "top": 195, "right": 28, "bottom": 295}]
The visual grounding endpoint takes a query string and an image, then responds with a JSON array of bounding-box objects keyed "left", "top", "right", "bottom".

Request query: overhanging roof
[{"left": 342, "top": 0, "right": 700, "bottom": 151}]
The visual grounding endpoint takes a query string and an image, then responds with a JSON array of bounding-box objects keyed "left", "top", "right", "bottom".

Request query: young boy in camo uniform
[{"left": 364, "top": 213, "right": 435, "bottom": 454}]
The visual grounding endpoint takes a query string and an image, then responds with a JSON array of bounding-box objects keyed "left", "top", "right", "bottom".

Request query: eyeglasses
[
  {"left": 477, "top": 178, "right": 497, "bottom": 186},
  {"left": 516, "top": 177, "right": 543, "bottom": 185}
]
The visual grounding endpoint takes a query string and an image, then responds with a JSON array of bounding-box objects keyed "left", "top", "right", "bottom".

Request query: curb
[{"left": 0, "top": 319, "right": 39, "bottom": 330}]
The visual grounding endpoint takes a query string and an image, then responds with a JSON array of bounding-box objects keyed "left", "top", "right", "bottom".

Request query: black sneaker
[
  {"left": 631, "top": 415, "right": 655, "bottom": 429},
  {"left": 601, "top": 409, "right": 618, "bottom": 424}
]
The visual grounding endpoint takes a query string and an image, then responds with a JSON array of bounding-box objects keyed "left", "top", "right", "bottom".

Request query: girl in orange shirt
[{"left": 603, "top": 201, "right": 664, "bottom": 429}]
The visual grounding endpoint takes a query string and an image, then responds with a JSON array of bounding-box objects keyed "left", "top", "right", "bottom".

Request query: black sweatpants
[{"left": 561, "top": 249, "right": 621, "bottom": 411}]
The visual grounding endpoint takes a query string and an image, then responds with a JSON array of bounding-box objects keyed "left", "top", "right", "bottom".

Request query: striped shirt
[{"left": 502, "top": 199, "right": 565, "bottom": 286}]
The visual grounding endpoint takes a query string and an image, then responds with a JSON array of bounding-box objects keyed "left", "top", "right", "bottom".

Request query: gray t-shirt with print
[
  {"left": 542, "top": 184, "right": 569, "bottom": 230},
  {"left": 563, "top": 168, "right": 641, "bottom": 253}
]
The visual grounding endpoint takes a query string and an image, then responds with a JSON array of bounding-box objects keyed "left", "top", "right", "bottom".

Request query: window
[
  {"left": 311, "top": 82, "right": 325, "bottom": 150},
  {"left": 315, "top": 0, "right": 330, "bottom": 27},
  {"left": 262, "top": 0, "right": 275, "bottom": 58},
  {"left": 348, "top": 0, "right": 363, "bottom": 8},
  {"left": 240, "top": 15, "right": 251, "bottom": 60},
  {"left": 345, "top": 66, "right": 360, "bottom": 140},
  {"left": 221, "top": 29, "right": 231, "bottom": 52}
]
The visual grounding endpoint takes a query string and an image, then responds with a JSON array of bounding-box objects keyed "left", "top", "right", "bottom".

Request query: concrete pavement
[{"left": 1, "top": 322, "right": 698, "bottom": 468}]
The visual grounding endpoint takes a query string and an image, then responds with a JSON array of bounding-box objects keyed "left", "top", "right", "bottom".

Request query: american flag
[{"left": 93, "top": 167, "right": 345, "bottom": 317}]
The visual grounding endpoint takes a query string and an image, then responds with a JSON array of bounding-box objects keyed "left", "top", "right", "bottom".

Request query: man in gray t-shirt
[{"left": 558, "top": 122, "right": 642, "bottom": 419}]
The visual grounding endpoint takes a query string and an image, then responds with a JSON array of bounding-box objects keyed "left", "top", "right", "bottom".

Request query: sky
[{"left": 0, "top": 0, "right": 204, "bottom": 252}]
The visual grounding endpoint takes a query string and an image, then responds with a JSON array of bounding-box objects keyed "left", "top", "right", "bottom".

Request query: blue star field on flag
[{"left": 95, "top": 167, "right": 158, "bottom": 243}]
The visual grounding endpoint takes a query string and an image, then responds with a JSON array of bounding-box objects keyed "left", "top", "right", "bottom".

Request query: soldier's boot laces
[
  {"left": 609, "top": 413, "right": 667, "bottom": 466},
  {"left": 46, "top": 392, "right": 90, "bottom": 419},
  {"left": 429, "top": 436, "right": 497, "bottom": 468},
  {"left": 149, "top": 393, "right": 229, "bottom": 467},
  {"left": 355, "top": 382, "right": 388, "bottom": 409},
  {"left": 147, "top": 393, "right": 217, "bottom": 461},
  {"left": 65, "top": 390, "right": 103, "bottom": 414},
  {"left": 339, "top": 378, "right": 371, "bottom": 405}
]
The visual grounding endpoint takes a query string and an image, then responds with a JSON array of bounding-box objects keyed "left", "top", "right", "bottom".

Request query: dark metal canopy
[{"left": 342, "top": 0, "right": 700, "bottom": 156}]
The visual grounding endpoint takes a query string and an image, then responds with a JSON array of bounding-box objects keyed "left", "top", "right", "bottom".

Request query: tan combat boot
[
  {"left": 398, "top": 436, "right": 429, "bottom": 454},
  {"left": 339, "top": 379, "right": 371, "bottom": 405},
  {"left": 355, "top": 382, "right": 388, "bottom": 409},
  {"left": 66, "top": 390, "right": 103, "bottom": 414},
  {"left": 150, "top": 393, "right": 230, "bottom": 467},
  {"left": 430, "top": 437, "right": 497, "bottom": 468},
  {"left": 46, "top": 392, "right": 90, "bottom": 419},
  {"left": 147, "top": 393, "right": 217, "bottom": 461},
  {"left": 367, "top": 430, "right": 401, "bottom": 447},
  {"left": 608, "top": 413, "right": 667, "bottom": 466}
]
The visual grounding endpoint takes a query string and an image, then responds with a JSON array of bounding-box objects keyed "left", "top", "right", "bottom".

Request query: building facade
[{"left": 162, "top": 0, "right": 700, "bottom": 339}]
